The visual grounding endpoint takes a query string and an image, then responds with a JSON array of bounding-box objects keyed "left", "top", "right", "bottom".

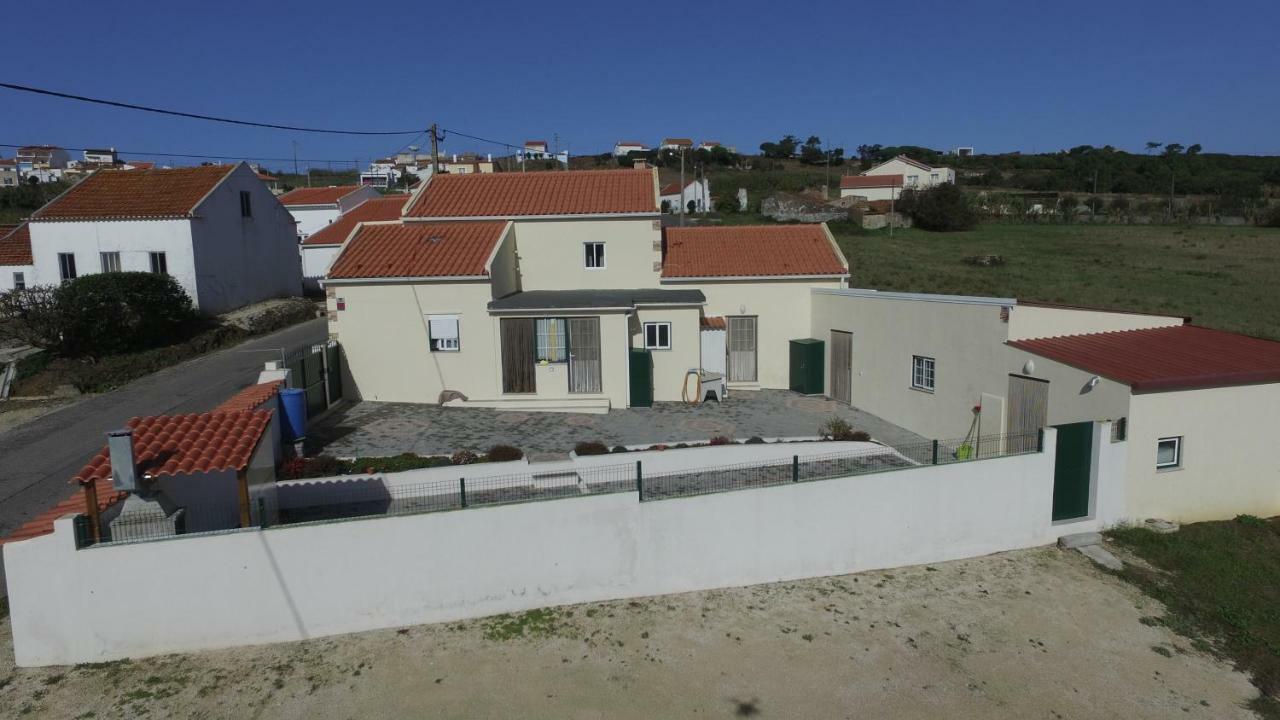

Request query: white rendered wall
[
  {"left": 27, "top": 219, "right": 198, "bottom": 299},
  {"left": 7, "top": 426, "right": 1137, "bottom": 666},
  {"left": 288, "top": 207, "right": 341, "bottom": 239},
  {"left": 301, "top": 245, "right": 341, "bottom": 284},
  {"left": 508, "top": 217, "right": 662, "bottom": 291},
  {"left": 1007, "top": 304, "right": 1184, "bottom": 340},
  {"left": 0, "top": 264, "right": 34, "bottom": 292}
]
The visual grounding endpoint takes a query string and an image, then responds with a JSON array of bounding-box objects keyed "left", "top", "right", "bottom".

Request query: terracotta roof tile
[
  {"left": 33, "top": 164, "right": 238, "bottom": 220},
  {"left": 662, "top": 138, "right": 693, "bottom": 146},
  {"left": 0, "top": 223, "right": 32, "bottom": 265},
  {"left": 278, "top": 185, "right": 365, "bottom": 206},
  {"left": 72, "top": 410, "right": 273, "bottom": 484},
  {"left": 660, "top": 182, "right": 682, "bottom": 195},
  {"left": 0, "top": 477, "right": 126, "bottom": 545},
  {"left": 301, "top": 196, "right": 408, "bottom": 246},
  {"left": 841, "top": 174, "right": 903, "bottom": 189},
  {"left": 701, "top": 316, "right": 726, "bottom": 330},
  {"left": 328, "top": 221, "right": 507, "bottom": 280},
  {"left": 1007, "top": 325, "right": 1280, "bottom": 392},
  {"left": 405, "top": 169, "right": 657, "bottom": 218},
  {"left": 662, "top": 225, "right": 848, "bottom": 279},
  {"left": 124, "top": 161, "right": 155, "bottom": 170},
  {"left": 215, "top": 381, "right": 283, "bottom": 412}
]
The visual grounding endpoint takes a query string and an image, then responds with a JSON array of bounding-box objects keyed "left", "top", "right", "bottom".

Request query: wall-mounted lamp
[{"left": 1022, "top": 359, "right": 1035, "bottom": 375}]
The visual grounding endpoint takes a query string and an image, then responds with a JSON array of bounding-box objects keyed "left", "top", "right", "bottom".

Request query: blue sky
[{"left": 4, "top": 0, "right": 1278, "bottom": 171}]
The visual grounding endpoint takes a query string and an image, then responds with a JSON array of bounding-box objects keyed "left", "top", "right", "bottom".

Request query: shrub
[
  {"left": 56, "top": 272, "right": 196, "bottom": 357},
  {"left": 280, "top": 454, "right": 348, "bottom": 479},
  {"left": 611, "top": 445, "right": 630, "bottom": 453},
  {"left": 1259, "top": 204, "right": 1280, "bottom": 228},
  {"left": 450, "top": 449, "right": 479, "bottom": 465},
  {"left": 709, "top": 436, "right": 732, "bottom": 445},
  {"left": 486, "top": 444, "right": 524, "bottom": 462},
  {"left": 819, "top": 417, "right": 869, "bottom": 442},
  {"left": 574, "top": 441, "right": 609, "bottom": 456},
  {"left": 745, "top": 436, "right": 765, "bottom": 444},
  {"left": 354, "top": 453, "right": 450, "bottom": 473},
  {"left": 895, "top": 184, "right": 978, "bottom": 232},
  {"left": 849, "top": 430, "right": 872, "bottom": 442}
]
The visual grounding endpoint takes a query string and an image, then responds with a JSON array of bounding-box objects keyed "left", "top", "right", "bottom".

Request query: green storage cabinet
[
  {"left": 789, "top": 338, "right": 825, "bottom": 394},
  {"left": 629, "top": 348, "right": 653, "bottom": 407}
]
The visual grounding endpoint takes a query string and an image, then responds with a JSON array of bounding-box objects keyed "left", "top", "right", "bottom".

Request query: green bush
[
  {"left": 574, "top": 441, "right": 609, "bottom": 456},
  {"left": 1259, "top": 204, "right": 1280, "bottom": 228},
  {"left": 450, "top": 449, "right": 479, "bottom": 465},
  {"left": 819, "top": 417, "right": 871, "bottom": 442},
  {"left": 896, "top": 184, "right": 979, "bottom": 232},
  {"left": 54, "top": 272, "right": 195, "bottom": 357},
  {"left": 486, "top": 444, "right": 524, "bottom": 462}
]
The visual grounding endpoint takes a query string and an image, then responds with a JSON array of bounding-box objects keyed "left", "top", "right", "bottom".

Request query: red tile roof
[
  {"left": 32, "top": 164, "right": 237, "bottom": 220},
  {"left": 1, "top": 477, "right": 126, "bottom": 546},
  {"left": 701, "top": 316, "right": 726, "bottom": 330},
  {"left": 662, "top": 138, "right": 693, "bottom": 146},
  {"left": 841, "top": 174, "right": 903, "bottom": 189},
  {"left": 662, "top": 225, "right": 848, "bottom": 279},
  {"left": 124, "top": 161, "right": 155, "bottom": 170},
  {"left": 660, "top": 182, "right": 682, "bottom": 195},
  {"left": 525, "top": 140, "right": 548, "bottom": 148},
  {"left": 278, "top": 185, "right": 365, "bottom": 206},
  {"left": 0, "top": 223, "right": 32, "bottom": 265},
  {"left": 301, "top": 196, "right": 408, "bottom": 246},
  {"left": 404, "top": 169, "right": 657, "bottom": 218},
  {"left": 72, "top": 410, "right": 273, "bottom": 484},
  {"left": 1007, "top": 325, "right": 1280, "bottom": 392},
  {"left": 215, "top": 380, "right": 283, "bottom": 412},
  {"left": 328, "top": 221, "right": 507, "bottom": 280}
]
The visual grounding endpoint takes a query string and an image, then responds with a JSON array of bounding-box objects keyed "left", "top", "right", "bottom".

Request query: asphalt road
[{"left": 0, "top": 318, "right": 327, "bottom": 593}]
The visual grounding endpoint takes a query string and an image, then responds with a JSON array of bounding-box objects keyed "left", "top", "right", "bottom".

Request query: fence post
[
  {"left": 931, "top": 439, "right": 939, "bottom": 465},
  {"left": 257, "top": 497, "right": 267, "bottom": 528},
  {"left": 459, "top": 477, "right": 467, "bottom": 508},
  {"left": 635, "top": 460, "right": 644, "bottom": 499},
  {"left": 1037, "top": 428, "right": 1045, "bottom": 453},
  {"left": 792, "top": 455, "right": 799, "bottom": 483}
]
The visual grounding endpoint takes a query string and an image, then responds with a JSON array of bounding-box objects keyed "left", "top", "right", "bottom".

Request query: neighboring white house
[
  {"left": 299, "top": 195, "right": 407, "bottom": 290},
  {"left": 612, "top": 141, "right": 649, "bottom": 157},
  {"left": 0, "top": 223, "right": 34, "bottom": 292},
  {"left": 660, "top": 138, "right": 694, "bottom": 151},
  {"left": 325, "top": 168, "right": 848, "bottom": 411},
  {"left": 1, "top": 159, "right": 20, "bottom": 187},
  {"left": 863, "top": 155, "right": 955, "bottom": 190},
  {"left": 278, "top": 185, "right": 381, "bottom": 240},
  {"left": 839, "top": 174, "right": 903, "bottom": 202},
  {"left": 660, "top": 179, "right": 711, "bottom": 213},
  {"left": 698, "top": 141, "right": 721, "bottom": 151},
  {"left": 82, "top": 148, "right": 119, "bottom": 166},
  {"left": 522, "top": 140, "right": 550, "bottom": 159},
  {"left": 25, "top": 163, "right": 302, "bottom": 314},
  {"left": 15, "top": 145, "right": 70, "bottom": 183}
]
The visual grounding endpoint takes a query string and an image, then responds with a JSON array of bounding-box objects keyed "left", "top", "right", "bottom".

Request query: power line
[
  {"left": 0, "top": 143, "right": 360, "bottom": 166},
  {"left": 0, "top": 81, "right": 423, "bottom": 136}
]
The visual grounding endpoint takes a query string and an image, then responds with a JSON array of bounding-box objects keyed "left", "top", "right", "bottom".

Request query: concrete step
[
  {"left": 1057, "top": 532, "right": 1102, "bottom": 549},
  {"left": 443, "top": 397, "right": 612, "bottom": 415}
]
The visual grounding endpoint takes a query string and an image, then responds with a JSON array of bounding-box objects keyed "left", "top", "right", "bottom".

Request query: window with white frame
[
  {"left": 1156, "top": 436, "right": 1182, "bottom": 469},
  {"left": 643, "top": 322, "right": 672, "bottom": 350},
  {"left": 58, "top": 253, "right": 77, "bottom": 283},
  {"left": 149, "top": 251, "right": 168, "bottom": 275},
  {"left": 911, "top": 355, "right": 935, "bottom": 391},
  {"left": 100, "top": 251, "right": 121, "bottom": 273},
  {"left": 427, "top": 314, "right": 460, "bottom": 351},
  {"left": 906, "top": 174, "right": 919, "bottom": 187},
  {"left": 535, "top": 318, "right": 567, "bottom": 362},
  {"left": 584, "top": 242, "right": 605, "bottom": 269},
  {"left": 12, "top": 271, "right": 24, "bottom": 290},
  {"left": 930, "top": 172, "right": 939, "bottom": 182}
]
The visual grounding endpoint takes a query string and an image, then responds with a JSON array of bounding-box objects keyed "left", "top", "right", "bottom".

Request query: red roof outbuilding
[
  {"left": 662, "top": 225, "right": 848, "bottom": 279},
  {"left": 1007, "top": 325, "right": 1280, "bottom": 392},
  {"left": 302, "top": 196, "right": 408, "bottom": 246}
]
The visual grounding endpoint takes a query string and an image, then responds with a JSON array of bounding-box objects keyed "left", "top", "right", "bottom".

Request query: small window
[
  {"left": 643, "top": 322, "right": 672, "bottom": 350},
  {"left": 58, "top": 253, "right": 77, "bottom": 282},
  {"left": 427, "top": 314, "right": 460, "bottom": 351},
  {"left": 100, "top": 251, "right": 121, "bottom": 273},
  {"left": 911, "top": 355, "right": 935, "bottom": 391},
  {"left": 906, "top": 174, "right": 919, "bottom": 186},
  {"left": 930, "top": 172, "right": 939, "bottom": 182},
  {"left": 239, "top": 191, "right": 253, "bottom": 218},
  {"left": 149, "top": 252, "right": 168, "bottom": 275},
  {"left": 584, "top": 242, "right": 605, "bottom": 269},
  {"left": 12, "top": 271, "right": 25, "bottom": 290},
  {"left": 1156, "top": 436, "right": 1182, "bottom": 469},
  {"left": 536, "top": 318, "right": 567, "bottom": 362}
]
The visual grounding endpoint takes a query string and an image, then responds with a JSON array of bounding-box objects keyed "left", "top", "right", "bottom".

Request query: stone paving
[{"left": 307, "top": 389, "right": 928, "bottom": 457}]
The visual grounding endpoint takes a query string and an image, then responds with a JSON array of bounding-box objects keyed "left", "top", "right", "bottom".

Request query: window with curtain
[
  {"left": 427, "top": 314, "right": 460, "bottom": 351},
  {"left": 536, "top": 318, "right": 567, "bottom": 362}
]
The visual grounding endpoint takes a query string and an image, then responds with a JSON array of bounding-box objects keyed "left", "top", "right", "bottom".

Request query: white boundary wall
[{"left": 5, "top": 427, "right": 1129, "bottom": 666}]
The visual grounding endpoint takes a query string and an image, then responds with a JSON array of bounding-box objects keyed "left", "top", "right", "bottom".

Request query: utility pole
[
  {"left": 292, "top": 140, "right": 299, "bottom": 177},
  {"left": 825, "top": 149, "right": 832, "bottom": 200},
  {"left": 679, "top": 147, "right": 686, "bottom": 227},
  {"left": 554, "top": 133, "right": 559, "bottom": 157},
  {"left": 429, "top": 123, "right": 440, "bottom": 175},
  {"left": 889, "top": 182, "right": 896, "bottom": 238}
]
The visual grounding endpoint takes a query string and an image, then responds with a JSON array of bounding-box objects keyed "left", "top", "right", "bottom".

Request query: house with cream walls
[
  {"left": 326, "top": 169, "right": 849, "bottom": 411},
  {"left": 23, "top": 163, "right": 302, "bottom": 313},
  {"left": 841, "top": 155, "right": 955, "bottom": 201},
  {"left": 278, "top": 185, "right": 380, "bottom": 240}
]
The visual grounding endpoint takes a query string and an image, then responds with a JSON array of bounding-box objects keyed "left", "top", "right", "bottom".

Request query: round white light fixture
[{"left": 1022, "top": 359, "right": 1035, "bottom": 375}]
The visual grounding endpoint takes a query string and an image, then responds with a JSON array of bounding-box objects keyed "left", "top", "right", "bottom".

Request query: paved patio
[{"left": 307, "top": 390, "right": 927, "bottom": 457}]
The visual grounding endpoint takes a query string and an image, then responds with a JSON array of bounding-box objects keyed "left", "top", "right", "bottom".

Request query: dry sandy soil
[
  {"left": 0, "top": 398, "right": 77, "bottom": 436},
  {"left": 0, "top": 546, "right": 1260, "bottom": 719}
]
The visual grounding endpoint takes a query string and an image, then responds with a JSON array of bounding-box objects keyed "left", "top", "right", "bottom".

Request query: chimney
[{"left": 107, "top": 429, "right": 141, "bottom": 493}]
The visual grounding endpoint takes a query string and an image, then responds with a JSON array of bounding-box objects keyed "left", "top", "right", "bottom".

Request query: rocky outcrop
[{"left": 760, "top": 193, "right": 849, "bottom": 223}]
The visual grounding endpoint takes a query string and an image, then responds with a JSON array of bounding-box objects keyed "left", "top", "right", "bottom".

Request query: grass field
[
  {"left": 1110, "top": 517, "right": 1280, "bottom": 718},
  {"left": 827, "top": 222, "right": 1280, "bottom": 340}
]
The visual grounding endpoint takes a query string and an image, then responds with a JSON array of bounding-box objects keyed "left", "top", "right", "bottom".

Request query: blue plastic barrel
[{"left": 279, "top": 388, "right": 308, "bottom": 441}]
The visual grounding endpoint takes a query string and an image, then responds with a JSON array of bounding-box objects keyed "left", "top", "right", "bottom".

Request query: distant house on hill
[
  {"left": 278, "top": 185, "right": 381, "bottom": 240},
  {"left": 660, "top": 138, "right": 694, "bottom": 151},
  {"left": 660, "top": 179, "right": 711, "bottom": 214},
  {"left": 24, "top": 163, "right": 302, "bottom": 313},
  {"left": 613, "top": 141, "right": 649, "bottom": 157},
  {"left": 840, "top": 155, "right": 955, "bottom": 201}
]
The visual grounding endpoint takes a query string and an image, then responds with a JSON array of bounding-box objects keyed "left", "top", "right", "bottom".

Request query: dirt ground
[
  {"left": 0, "top": 398, "right": 77, "bottom": 436},
  {"left": 0, "top": 546, "right": 1260, "bottom": 719}
]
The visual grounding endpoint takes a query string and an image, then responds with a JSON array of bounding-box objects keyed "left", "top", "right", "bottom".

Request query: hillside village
[{"left": 2, "top": 37, "right": 1280, "bottom": 716}]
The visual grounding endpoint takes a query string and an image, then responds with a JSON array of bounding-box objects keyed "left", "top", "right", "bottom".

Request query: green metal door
[
  {"left": 629, "top": 348, "right": 653, "bottom": 408},
  {"left": 325, "top": 343, "right": 343, "bottom": 402},
  {"left": 1051, "top": 422, "right": 1094, "bottom": 521},
  {"left": 788, "top": 339, "right": 824, "bottom": 394}
]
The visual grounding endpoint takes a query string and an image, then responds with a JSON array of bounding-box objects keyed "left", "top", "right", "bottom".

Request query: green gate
[
  {"left": 629, "top": 348, "right": 653, "bottom": 408},
  {"left": 1051, "top": 422, "right": 1094, "bottom": 521},
  {"left": 286, "top": 342, "right": 343, "bottom": 419},
  {"left": 325, "top": 343, "right": 343, "bottom": 402}
]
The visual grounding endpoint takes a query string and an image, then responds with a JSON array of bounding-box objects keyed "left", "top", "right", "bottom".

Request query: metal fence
[{"left": 79, "top": 431, "right": 1043, "bottom": 546}]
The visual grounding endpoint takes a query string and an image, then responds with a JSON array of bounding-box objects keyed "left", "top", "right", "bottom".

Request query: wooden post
[
  {"left": 237, "top": 468, "right": 252, "bottom": 528},
  {"left": 82, "top": 480, "right": 101, "bottom": 544}
]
